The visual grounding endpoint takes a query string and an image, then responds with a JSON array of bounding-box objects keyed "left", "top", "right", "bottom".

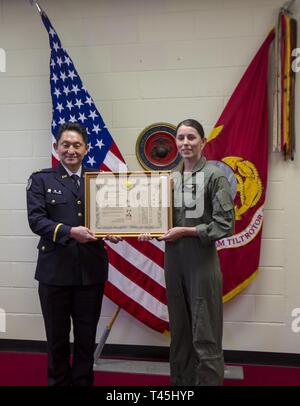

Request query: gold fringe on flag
[{"left": 272, "top": 6, "right": 297, "bottom": 160}]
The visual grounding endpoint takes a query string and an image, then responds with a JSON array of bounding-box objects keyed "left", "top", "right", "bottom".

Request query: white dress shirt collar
[{"left": 61, "top": 163, "right": 82, "bottom": 178}]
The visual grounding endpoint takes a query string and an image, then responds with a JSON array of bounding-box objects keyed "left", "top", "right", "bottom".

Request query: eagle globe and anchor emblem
[
  {"left": 207, "top": 125, "right": 264, "bottom": 253},
  {"left": 206, "top": 126, "right": 263, "bottom": 221},
  {"left": 136, "top": 123, "right": 182, "bottom": 171},
  {"left": 210, "top": 157, "right": 262, "bottom": 221}
]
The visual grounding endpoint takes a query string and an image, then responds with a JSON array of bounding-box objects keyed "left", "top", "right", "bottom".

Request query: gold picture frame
[{"left": 85, "top": 171, "right": 173, "bottom": 237}]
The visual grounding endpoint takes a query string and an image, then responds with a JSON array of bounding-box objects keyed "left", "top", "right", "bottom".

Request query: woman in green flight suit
[{"left": 140, "top": 119, "right": 235, "bottom": 386}]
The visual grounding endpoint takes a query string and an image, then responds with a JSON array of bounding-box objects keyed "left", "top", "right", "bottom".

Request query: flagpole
[
  {"left": 281, "top": 0, "right": 296, "bottom": 14},
  {"left": 28, "top": 0, "right": 44, "bottom": 15},
  {"left": 93, "top": 306, "right": 121, "bottom": 364}
]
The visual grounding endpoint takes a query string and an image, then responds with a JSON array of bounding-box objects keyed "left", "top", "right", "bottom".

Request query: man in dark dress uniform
[{"left": 26, "top": 122, "right": 118, "bottom": 386}]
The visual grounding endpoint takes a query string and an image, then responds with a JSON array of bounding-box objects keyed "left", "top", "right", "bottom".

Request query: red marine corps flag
[{"left": 205, "top": 30, "right": 275, "bottom": 301}]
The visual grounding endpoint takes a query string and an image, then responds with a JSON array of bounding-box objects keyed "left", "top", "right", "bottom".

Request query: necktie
[{"left": 71, "top": 174, "right": 80, "bottom": 190}]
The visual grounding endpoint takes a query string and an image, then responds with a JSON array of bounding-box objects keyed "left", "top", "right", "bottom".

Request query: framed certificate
[{"left": 85, "top": 171, "right": 173, "bottom": 237}]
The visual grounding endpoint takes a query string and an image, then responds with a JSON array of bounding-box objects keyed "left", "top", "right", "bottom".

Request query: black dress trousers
[{"left": 38, "top": 283, "right": 105, "bottom": 386}]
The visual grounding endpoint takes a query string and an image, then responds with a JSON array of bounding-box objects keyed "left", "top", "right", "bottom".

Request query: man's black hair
[{"left": 56, "top": 122, "right": 88, "bottom": 144}]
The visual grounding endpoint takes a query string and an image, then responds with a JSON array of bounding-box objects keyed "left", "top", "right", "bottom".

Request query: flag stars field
[
  {"left": 51, "top": 73, "right": 58, "bottom": 83},
  {"left": 54, "top": 88, "right": 61, "bottom": 98},
  {"left": 87, "top": 156, "right": 96, "bottom": 166},
  {"left": 96, "top": 139, "right": 104, "bottom": 149},
  {"left": 69, "top": 115, "right": 77, "bottom": 123},
  {"left": 71, "top": 84, "right": 80, "bottom": 95},
  {"left": 63, "top": 86, "right": 71, "bottom": 96},
  {"left": 56, "top": 103, "right": 63, "bottom": 113},
  {"left": 65, "top": 56, "right": 71, "bottom": 66},
  {"left": 75, "top": 98, "right": 83, "bottom": 109},
  {"left": 60, "top": 72, "right": 67, "bottom": 82},
  {"left": 78, "top": 112, "right": 87, "bottom": 123},
  {"left": 85, "top": 96, "right": 93, "bottom": 106},
  {"left": 53, "top": 42, "right": 60, "bottom": 52},
  {"left": 68, "top": 70, "right": 77, "bottom": 80},
  {"left": 66, "top": 100, "right": 73, "bottom": 110},
  {"left": 92, "top": 124, "right": 101, "bottom": 134},
  {"left": 89, "top": 110, "right": 98, "bottom": 120},
  {"left": 57, "top": 56, "right": 63, "bottom": 66}
]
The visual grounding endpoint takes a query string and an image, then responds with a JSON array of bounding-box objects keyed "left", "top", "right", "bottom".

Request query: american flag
[{"left": 40, "top": 12, "right": 169, "bottom": 333}]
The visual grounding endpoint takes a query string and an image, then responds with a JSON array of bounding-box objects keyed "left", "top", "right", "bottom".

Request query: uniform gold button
[
  {"left": 51, "top": 199, "right": 56, "bottom": 204},
  {"left": 77, "top": 200, "right": 81, "bottom": 205},
  {"left": 78, "top": 213, "right": 82, "bottom": 217},
  {"left": 41, "top": 246, "right": 45, "bottom": 251}
]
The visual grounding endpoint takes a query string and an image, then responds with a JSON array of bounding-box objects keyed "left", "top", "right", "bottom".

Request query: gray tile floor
[{"left": 94, "top": 359, "right": 244, "bottom": 380}]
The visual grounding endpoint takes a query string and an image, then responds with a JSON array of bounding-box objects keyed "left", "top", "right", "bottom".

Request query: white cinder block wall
[{"left": 0, "top": 0, "right": 299, "bottom": 353}]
